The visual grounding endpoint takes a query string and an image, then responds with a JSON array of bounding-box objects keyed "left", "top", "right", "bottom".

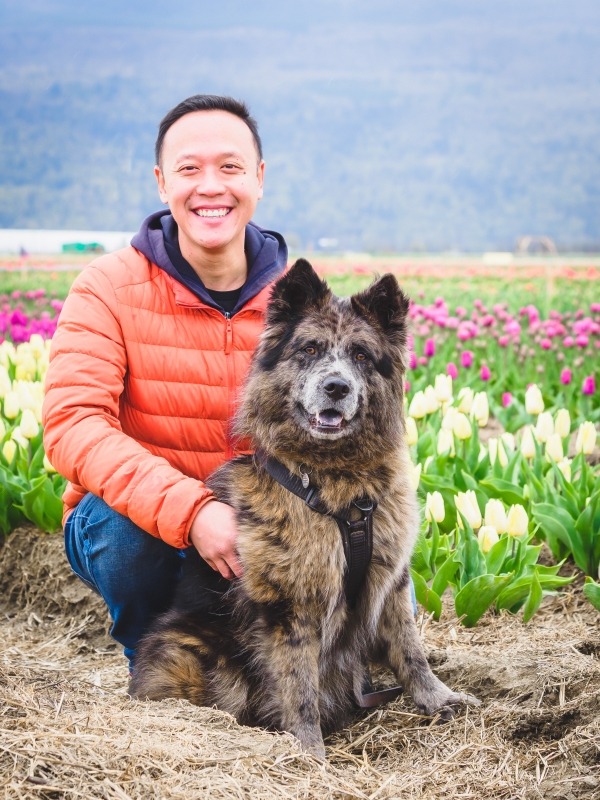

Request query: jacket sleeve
[{"left": 42, "top": 265, "right": 214, "bottom": 548}]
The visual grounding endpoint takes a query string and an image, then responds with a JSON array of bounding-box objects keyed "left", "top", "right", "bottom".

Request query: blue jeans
[
  {"left": 64, "top": 493, "right": 185, "bottom": 667},
  {"left": 64, "top": 493, "right": 418, "bottom": 668}
]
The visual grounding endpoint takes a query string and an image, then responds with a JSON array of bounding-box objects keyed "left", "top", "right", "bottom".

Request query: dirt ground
[{"left": 1, "top": 526, "right": 598, "bottom": 800}]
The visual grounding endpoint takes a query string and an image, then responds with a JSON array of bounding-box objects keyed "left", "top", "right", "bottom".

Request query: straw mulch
[{"left": 1, "top": 525, "right": 598, "bottom": 799}]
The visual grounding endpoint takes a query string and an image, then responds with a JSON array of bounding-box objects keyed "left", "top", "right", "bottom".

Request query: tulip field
[{"left": 0, "top": 261, "right": 599, "bottom": 626}]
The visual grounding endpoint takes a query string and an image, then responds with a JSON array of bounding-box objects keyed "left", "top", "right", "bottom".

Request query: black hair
[{"left": 155, "top": 94, "right": 263, "bottom": 165}]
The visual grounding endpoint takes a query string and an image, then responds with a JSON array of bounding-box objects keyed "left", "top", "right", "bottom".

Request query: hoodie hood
[{"left": 131, "top": 209, "right": 288, "bottom": 314}]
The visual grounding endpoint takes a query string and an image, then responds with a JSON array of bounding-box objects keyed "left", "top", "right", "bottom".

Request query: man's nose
[{"left": 194, "top": 169, "right": 225, "bottom": 195}]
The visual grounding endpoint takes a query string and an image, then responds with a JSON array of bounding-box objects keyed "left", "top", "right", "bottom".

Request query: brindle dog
[{"left": 129, "top": 259, "right": 478, "bottom": 758}]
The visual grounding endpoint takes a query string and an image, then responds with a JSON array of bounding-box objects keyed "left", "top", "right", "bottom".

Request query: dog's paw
[{"left": 414, "top": 684, "right": 481, "bottom": 722}]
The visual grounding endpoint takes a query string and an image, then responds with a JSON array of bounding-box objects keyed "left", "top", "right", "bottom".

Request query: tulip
[
  {"left": 502, "top": 392, "right": 513, "bottom": 407},
  {"left": 582, "top": 376, "right": 596, "bottom": 395},
  {"left": 506, "top": 504, "right": 529, "bottom": 537},
  {"left": 534, "top": 411, "right": 554, "bottom": 443},
  {"left": 471, "top": 391, "right": 489, "bottom": 427},
  {"left": 2, "top": 439, "right": 17, "bottom": 463},
  {"left": 525, "top": 384, "right": 544, "bottom": 415},
  {"left": 0, "top": 417, "right": 5, "bottom": 439},
  {"left": 480, "top": 364, "right": 491, "bottom": 381},
  {"left": 457, "top": 387, "right": 474, "bottom": 414},
  {"left": 554, "top": 408, "right": 571, "bottom": 439},
  {"left": 484, "top": 499, "right": 508, "bottom": 534},
  {"left": 455, "top": 490, "right": 482, "bottom": 529},
  {"left": 501, "top": 432, "right": 516, "bottom": 452},
  {"left": 0, "top": 365, "right": 11, "bottom": 398},
  {"left": 423, "top": 385, "right": 440, "bottom": 415},
  {"left": 19, "top": 408, "right": 39, "bottom": 439},
  {"left": 545, "top": 433, "right": 563, "bottom": 463},
  {"left": 437, "top": 428, "right": 455, "bottom": 456},
  {"left": 433, "top": 373, "right": 453, "bottom": 404},
  {"left": 557, "top": 458, "right": 572, "bottom": 482},
  {"left": 424, "top": 338, "right": 436, "bottom": 357},
  {"left": 488, "top": 437, "right": 508, "bottom": 467},
  {"left": 520, "top": 426, "right": 536, "bottom": 460},
  {"left": 478, "top": 525, "right": 500, "bottom": 554},
  {"left": 460, "top": 350, "right": 474, "bottom": 368},
  {"left": 408, "top": 391, "right": 427, "bottom": 419},
  {"left": 441, "top": 406, "right": 460, "bottom": 431},
  {"left": 405, "top": 416, "right": 418, "bottom": 446},
  {"left": 575, "top": 421, "right": 597, "bottom": 455},
  {"left": 452, "top": 412, "right": 472, "bottom": 440},
  {"left": 425, "top": 491, "right": 445, "bottom": 523},
  {"left": 446, "top": 362, "right": 458, "bottom": 379},
  {"left": 43, "top": 453, "right": 57, "bottom": 473},
  {"left": 560, "top": 368, "right": 572, "bottom": 385},
  {"left": 409, "top": 462, "right": 422, "bottom": 490},
  {"left": 2, "top": 390, "right": 20, "bottom": 420}
]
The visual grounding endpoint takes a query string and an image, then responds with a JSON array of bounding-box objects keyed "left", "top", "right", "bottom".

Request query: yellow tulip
[
  {"left": 2, "top": 390, "right": 20, "bottom": 420},
  {"left": 43, "top": 453, "right": 57, "bottom": 473},
  {"left": 457, "top": 387, "right": 474, "bottom": 414},
  {"left": 19, "top": 408, "right": 39, "bottom": 439},
  {"left": 534, "top": 411, "right": 554, "bottom": 444},
  {"left": 471, "top": 391, "right": 489, "bottom": 427},
  {"left": 409, "top": 461, "right": 422, "bottom": 491},
  {"left": 423, "top": 385, "right": 440, "bottom": 415},
  {"left": 437, "top": 428, "right": 455, "bottom": 456},
  {"left": 478, "top": 525, "right": 500, "bottom": 554},
  {"left": 433, "top": 373, "right": 453, "bottom": 404},
  {"left": 405, "top": 416, "right": 418, "bottom": 446},
  {"left": 557, "top": 458, "right": 572, "bottom": 482},
  {"left": 575, "top": 421, "right": 597, "bottom": 455},
  {"left": 0, "top": 365, "right": 11, "bottom": 398},
  {"left": 520, "top": 425, "right": 536, "bottom": 460},
  {"left": 2, "top": 439, "right": 17, "bottom": 462},
  {"left": 425, "top": 491, "right": 445, "bottom": 523},
  {"left": 488, "top": 437, "right": 508, "bottom": 467},
  {"left": 408, "top": 390, "right": 427, "bottom": 419},
  {"left": 455, "top": 490, "right": 482, "bottom": 529},
  {"left": 441, "top": 406, "right": 459, "bottom": 431},
  {"left": 554, "top": 408, "right": 571, "bottom": 439},
  {"left": 525, "top": 384, "right": 544, "bottom": 415},
  {"left": 506, "top": 504, "right": 529, "bottom": 537},
  {"left": 484, "top": 498, "right": 508, "bottom": 534},
  {"left": 452, "top": 412, "right": 472, "bottom": 441},
  {"left": 545, "top": 432, "right": 563, "bottom": 463}
]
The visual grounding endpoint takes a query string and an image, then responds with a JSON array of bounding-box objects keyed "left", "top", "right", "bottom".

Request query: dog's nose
[{"left": 323, "top": 377, "right": 350, "bottom": 400}]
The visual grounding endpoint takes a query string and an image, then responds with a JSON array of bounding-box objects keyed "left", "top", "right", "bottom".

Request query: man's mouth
[{"left": 194, "top": 208, "right": 231, "bottom": 218}]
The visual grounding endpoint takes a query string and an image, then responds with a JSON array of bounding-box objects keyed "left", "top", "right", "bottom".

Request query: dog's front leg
[
  {"left": 263, "top": 611, "right": 325, "bottom": 759},
  {"left": 376, "top": 568, "right": 479, "bottom": 719}
]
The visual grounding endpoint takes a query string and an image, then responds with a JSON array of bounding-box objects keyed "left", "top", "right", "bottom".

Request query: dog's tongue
[{"left": 317, "top": 409, "right": 344, "bottom": 428}]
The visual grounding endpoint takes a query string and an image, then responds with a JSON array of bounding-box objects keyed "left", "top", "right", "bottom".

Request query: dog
[{"left": 129, "top": 259, "right": 478, "bottom": 758}]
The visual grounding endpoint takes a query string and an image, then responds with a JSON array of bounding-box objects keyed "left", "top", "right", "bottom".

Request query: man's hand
[{"left": 188, "top": 500, "right": 242, "bottom": 580}]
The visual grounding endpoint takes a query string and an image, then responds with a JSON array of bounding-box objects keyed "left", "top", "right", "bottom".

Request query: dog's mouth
[{"left": 309, "top": 408, "right": 347, "bottom": 433}]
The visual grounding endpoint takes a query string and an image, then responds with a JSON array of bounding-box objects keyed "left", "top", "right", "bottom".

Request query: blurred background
[{"left": 0, "top": 0, "right": 598, "bottom": 255}]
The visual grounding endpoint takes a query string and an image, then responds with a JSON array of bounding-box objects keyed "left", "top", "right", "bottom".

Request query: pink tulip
[
  {"left": 498, "top": 335, "right": 510, "bottom": 347},
  {"left": 446, "top": 362, "right": 458, "bottom": 379},
  {"left": 424, "top": 338, "right": 435, "bottom": 357},
  {"left": 560, "top": 368, "right": 572, "bottom": 385},
  {"left": 540, "top": 338, "right": 552, "bottom": 350},
  {"left": 582, "top": 376, "right": 596, "bottom": 395},
  {"left": 461, "top": 350, "right": 474, "bottom": 368},
  {"left": 563, "top": 336, "right": 575, "bottom": 348},
  {"left": 502, "top": 392, "right": 513, "bottom": 407},
  {"left": 575, "top": 334, "right": 589, "bottom": 348},
  {"left": 409, "top": 351, "right": 417, "bottom": 369},
  {"left": 480, "top": 365, "right": 491, "bottom": 381}
]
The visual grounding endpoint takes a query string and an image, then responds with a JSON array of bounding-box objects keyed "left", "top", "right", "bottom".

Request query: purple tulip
[
  {"left": 582, "top": 376, "right": 596, "bottom": 395},
  {"left": 560, "top": 368, "right": 572, "bottom": 385}
]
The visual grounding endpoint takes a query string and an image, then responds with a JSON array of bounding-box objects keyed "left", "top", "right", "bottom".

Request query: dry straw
[{"left": 1, "top": 527, "right": 598, "bottom": 799}]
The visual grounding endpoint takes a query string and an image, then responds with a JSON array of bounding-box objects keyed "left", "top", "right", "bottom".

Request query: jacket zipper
[{"left": 224, "top": 312, "right": 235, "bottom": 458}]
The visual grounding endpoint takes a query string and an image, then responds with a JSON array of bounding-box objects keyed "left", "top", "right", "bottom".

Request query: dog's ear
[
  {"left": 351, "top": 274, "right": 410, "bottom": 345},
  {"left": 267, "top": 259, "right": 331, "bottom": 326}
]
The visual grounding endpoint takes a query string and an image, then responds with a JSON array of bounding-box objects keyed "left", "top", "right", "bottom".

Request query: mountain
[{"left": 0, "top": 0, "right": 598, "bottom": 252}]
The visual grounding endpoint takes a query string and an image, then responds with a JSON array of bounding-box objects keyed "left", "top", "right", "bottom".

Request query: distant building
[{"left": 0, "top": 229, "right": 135, "bottom": 255}]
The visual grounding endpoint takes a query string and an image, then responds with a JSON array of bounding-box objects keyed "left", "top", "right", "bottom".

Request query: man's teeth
[{"left": 195, "top": 208, "right": 230, "bottom": 217}]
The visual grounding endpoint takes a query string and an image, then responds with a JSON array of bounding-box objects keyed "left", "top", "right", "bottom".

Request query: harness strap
[{"left": 256, "top": 452, "right": 375, "bottom": 606}]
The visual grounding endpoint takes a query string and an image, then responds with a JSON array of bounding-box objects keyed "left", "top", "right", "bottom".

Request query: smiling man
[{"left": 42, "top": 95, "right": 288, "bottom": 669}]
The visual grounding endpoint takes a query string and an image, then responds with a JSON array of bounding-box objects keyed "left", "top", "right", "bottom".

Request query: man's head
[
  {"left": 155, "top": 95, "right": 263, "bottom": 168},
  {"left": 154, "top": 95, "right": 265, "bottom": 270}
]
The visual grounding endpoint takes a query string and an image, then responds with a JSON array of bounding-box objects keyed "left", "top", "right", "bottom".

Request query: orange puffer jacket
[{"left": 43, "top": 247, "right": 276, "bottom": 549}]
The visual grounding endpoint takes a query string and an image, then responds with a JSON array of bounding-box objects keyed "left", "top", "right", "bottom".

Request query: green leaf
[
  {"left": 455, "top": 573, "right": 514, "bottom": 627},
  {"left": 583, "top": 578, "right": 600, "bottom": 612},
  {"left": 496, "top": 572, "right": 574, "bottom": 611},
  {"left": 522, "top": 570, "right": 543, "bottom": 623},
  {"left": 410, "top": 569, "right": 442, "bottom": 620},
  {"left": 485, "top": 535, "right": 510, "bottom": 575},
  {"left": 531, "top": 503, "right": 587, "bottom": 572},
  {"left": 431, "top": 551, "right": 460, "bottom": 596},
  {"left": 479, "top": 478, "right": 524, "bottom": 506}
]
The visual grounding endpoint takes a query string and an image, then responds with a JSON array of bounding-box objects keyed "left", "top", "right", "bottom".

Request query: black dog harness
[
  {"left": 256, "top": 451, "right": 404, "bottom": 709},
  {"left": 257, "top": 452, "right": 375, "bottom": 608}
]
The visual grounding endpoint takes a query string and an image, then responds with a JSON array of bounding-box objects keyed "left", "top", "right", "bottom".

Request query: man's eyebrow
[{"left": 174, "top": 151, "right": 246, "bottom": 164}]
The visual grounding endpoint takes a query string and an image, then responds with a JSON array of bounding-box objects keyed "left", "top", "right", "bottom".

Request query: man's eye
[{"left": 179, "top": 165, "right": 197, "bottom": 173}]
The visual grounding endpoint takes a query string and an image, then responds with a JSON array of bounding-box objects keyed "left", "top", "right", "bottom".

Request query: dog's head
[{"left": 237, "top": 259, "right": 410, "bottom": 464}]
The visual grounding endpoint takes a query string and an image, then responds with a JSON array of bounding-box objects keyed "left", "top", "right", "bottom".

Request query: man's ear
[
  {"left": 351, "top": 274, "right": 410, "bottom": 347},
  {"left": 154, "top": 165, "right": 168, "bottom": 204},
  {"left": 266, "top": 259, "right": 331, "bottom": 326}
]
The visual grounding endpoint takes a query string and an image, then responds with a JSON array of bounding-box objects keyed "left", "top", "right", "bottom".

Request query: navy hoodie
[{"left": 131, "top": 210, "right": 288, "bottom": 315}]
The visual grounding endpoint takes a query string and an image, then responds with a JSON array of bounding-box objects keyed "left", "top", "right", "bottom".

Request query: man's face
[{"left": 155, "top": 110, "right": 264, "bottom": 265}]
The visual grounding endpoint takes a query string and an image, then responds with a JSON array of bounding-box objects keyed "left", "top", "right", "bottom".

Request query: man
[{"left": 42, "top": 95, "right": 288, "bottom": 668}]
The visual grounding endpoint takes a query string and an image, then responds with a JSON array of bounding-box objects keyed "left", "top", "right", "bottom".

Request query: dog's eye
[
  {"left": 303, "top": 345, "right": 318, "bottom": 356},
  {"left": 355, "top": 351, "right": 368, "bottom": 362}
]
